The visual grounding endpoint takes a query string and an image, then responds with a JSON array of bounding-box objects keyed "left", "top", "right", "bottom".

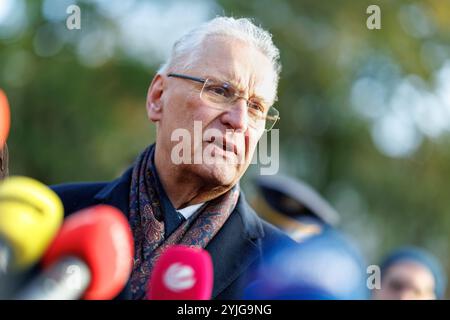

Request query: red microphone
[
  {"left": 16, "top": 205, "right": 134, "bottom": 300},
  {"left": 0, "top": 89, "right": 11, "bottom": 148},
  {"left": 147, "top": 245, "right": 213, "bottom": 300}
]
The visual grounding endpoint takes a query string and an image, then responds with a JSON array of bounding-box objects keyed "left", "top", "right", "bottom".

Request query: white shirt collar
[{"left": 177, "top": 202, "right": 205, "bottom": 220}]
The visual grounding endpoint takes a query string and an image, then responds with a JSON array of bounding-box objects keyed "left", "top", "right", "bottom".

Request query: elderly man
[{"left": 53, "top": 17, "right": 295, "bottom": 299}]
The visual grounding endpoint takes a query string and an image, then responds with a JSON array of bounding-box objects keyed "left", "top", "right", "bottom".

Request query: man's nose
[{"left": 221, "top": 98, "right": 249, "bottom": 131}]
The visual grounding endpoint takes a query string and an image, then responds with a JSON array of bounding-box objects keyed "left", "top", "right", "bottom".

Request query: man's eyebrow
[
  {"left": 208, "top": 74, "right": 242, "bottom": 90},
  {"left": 206, "top": 73, "right": 276, "bottom": 105},
  {"left": 205, "top": 71, "right": 243, "bottom": 89}
]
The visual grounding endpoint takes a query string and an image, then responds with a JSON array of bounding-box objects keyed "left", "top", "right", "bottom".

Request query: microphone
[
  {"left": 0, "top": 89, "right": 11, "bottom": 148},
  {"left": 16, "top": 205, "right": 134, "bottom": 300},
  {"left": 0, "top": 176, "right": 63, "bottom": 275},
  {"left": 147, "top": 245, "right": 213, "bottom": 300}
]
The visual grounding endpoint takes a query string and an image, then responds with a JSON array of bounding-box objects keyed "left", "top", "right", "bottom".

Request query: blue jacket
[{"left": 51, "top": 166, "right": 296, "bottom": 300}]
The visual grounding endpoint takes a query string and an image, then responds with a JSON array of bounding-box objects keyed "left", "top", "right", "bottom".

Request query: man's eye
[
  {"left": 249, "top": 102, "right": 265, "bottom": 113},
  {"left": 207, "top": 86, "right": 232, "bottom": 98}
]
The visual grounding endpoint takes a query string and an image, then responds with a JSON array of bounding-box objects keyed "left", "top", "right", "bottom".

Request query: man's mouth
[{"left": 205, "top": 136, "right": 238, "bottom": 156}]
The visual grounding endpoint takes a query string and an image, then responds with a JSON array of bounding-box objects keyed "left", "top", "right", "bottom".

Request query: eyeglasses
[{"left": 167, "top": 73, "right": 280, "bottom": 131}]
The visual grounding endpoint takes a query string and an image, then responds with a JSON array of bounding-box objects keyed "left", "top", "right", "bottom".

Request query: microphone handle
[
  {"left": 0, "top": 238, "right": 15, "bottom": 298},
  {"left": 0, "top": 238, "right": 13, "bottom": 276},
  {"left": 15, "top": 256, "right": 91, "bottom": 300}
]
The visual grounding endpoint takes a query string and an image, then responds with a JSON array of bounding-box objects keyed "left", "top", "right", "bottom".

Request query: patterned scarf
[{"left": 128, "top": 144, "right": 240, "bottom": 299}]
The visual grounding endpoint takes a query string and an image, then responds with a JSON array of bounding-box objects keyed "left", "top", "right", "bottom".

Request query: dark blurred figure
[
  {"left": 373, "top": 246, "right": 447, "bottom": 300},
  {"left": 247, "top": 175, "right": 368, "bottom": 299},
  {"left": 0, "top": 144, "right": 8, "bottom": 180},
  {"left": 244, "top": 227, "right": 369, "bottom": 299},
  {"left": 252, "top": 174, "right": 339, "bottom": 242}
]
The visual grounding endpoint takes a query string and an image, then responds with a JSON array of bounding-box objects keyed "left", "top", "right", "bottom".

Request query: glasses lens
[
  {"left": 265, "top": 107, "right": 280, "bottom": 131},
  {"left": 200, "top": 79, "right": 234, "bottom": 106},
  {"left": 201, "top": 78, "right": 279, "bottom": 131}
]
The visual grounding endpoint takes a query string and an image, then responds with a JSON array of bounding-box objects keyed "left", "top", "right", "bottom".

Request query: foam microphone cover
[
  {"left": 148, "top": 245, "right": 213, "bottom": 300},
  {"left": 0, "top": 176, "right": 63, "bottom": 269},
  {"left": 0, "top": 89, "right": 10, "bottom": 148},
  {"left": 42, "top": 205, "right": 134, "bottom": 300}
]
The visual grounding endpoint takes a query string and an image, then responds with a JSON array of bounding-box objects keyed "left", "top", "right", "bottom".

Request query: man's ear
[{"left": 146, "top": 74, "right": 165, "bottom": 122}]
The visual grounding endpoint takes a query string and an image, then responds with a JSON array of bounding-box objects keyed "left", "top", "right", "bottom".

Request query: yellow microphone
[{"left": 0, "top": 176, "right": 64, "bottom": 274}]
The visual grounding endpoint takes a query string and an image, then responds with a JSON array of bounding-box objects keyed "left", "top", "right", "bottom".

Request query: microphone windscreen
[
  {"left": 0, "top": 176, "right": 63, "bottom": 269},
  {"left": 42, "top": 205, "right": 134, "bottom": 300},
  {"left": 148, "top": 245, "right": 213, "bottom": 300},
  {"left": 0, "top": 89, "right": 10, "bottom": 148}
]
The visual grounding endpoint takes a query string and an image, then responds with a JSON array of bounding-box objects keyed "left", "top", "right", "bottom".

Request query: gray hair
[{"left": 158, "top": 16, "right": 282, "bottom": 86}]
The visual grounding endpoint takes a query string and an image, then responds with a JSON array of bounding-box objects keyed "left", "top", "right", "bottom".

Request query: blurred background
[{"left": 1, "top": 0, "right": 450, "bottom": 297}]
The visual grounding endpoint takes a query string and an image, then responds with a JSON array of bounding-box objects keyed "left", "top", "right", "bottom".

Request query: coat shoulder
[
  {"left": 260, "top": 219, "right": 297, "bottom": 249},
  {"left": 51, "top": 182, "right": 108, "bottom": 215}
]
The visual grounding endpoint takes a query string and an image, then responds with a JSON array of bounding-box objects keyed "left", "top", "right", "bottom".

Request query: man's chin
[{"left": 195, "top": 162, "right": 240, "bottom": 187}]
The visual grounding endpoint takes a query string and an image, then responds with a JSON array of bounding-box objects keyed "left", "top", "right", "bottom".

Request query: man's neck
[{"left": 154, "top": 144, "right": 229, "bottom": 209}]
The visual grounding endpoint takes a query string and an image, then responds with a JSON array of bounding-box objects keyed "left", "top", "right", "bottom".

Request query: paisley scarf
[{"left": 128, "top": 144, "right": 239, "bottom": 299}]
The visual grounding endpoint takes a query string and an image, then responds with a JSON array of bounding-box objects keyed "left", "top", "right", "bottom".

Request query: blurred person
[
  {"left": 0, "top": 144, "right": 8, "bottom": 180},
  {"left": 244, "top": 227, "right": 369, "bottom": 300},
  {"left": 51, "top": 17, "right": 297, "bottom": 300},
  {"left": 248, "top": 175, "right": 370, "bottom": 299},
  {"left": 372, "top": 246, "right": 447, "bottom": 300},
  {"left": 252, "top": 174, "right": 340, "bottom": 242}
]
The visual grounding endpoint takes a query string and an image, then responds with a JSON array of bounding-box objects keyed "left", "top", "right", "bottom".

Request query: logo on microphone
[{"left": 163, "top": 263, "right": 196, "bottom": 292}]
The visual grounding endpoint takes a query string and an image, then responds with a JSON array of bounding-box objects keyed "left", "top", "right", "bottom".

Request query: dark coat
[{"left": 51, "top": 167, "right": 297, "bottom": 300}]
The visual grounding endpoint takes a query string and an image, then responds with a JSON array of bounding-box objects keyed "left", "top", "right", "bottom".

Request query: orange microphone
[
  {"left": 0, "top": 89, "right": 11, "bottom": 148},
  {"left": 16, "top": 205, "right": 134, "bottom": 300}
]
